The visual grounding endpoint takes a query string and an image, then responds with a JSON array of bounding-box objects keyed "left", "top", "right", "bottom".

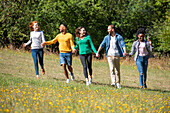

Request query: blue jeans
[
  {"left": 136, "top": 56, "right": 148, "bottom": 87},
  {"left": 31, "top": 49, "right": 44, "bottom": 75},
  {"left": 60, "top": 52, "right": 72, "bottom": 66},
  {"left": 80, "top": 54, "right": 92, "bottom": 78}
]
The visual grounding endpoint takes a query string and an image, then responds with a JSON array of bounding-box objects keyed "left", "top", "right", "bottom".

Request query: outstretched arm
[
  {"left": 70, "top": 35, "right": 75, "bottom": 50},
  {"left": 123, "top": 47, "right": 128, "bottom": 56},
  {"left": 24, "top": 37, "right": 32, "bottom": 47},
  {"left": 41, "top": 35, "right": 58, "bottom": 47},
  {"left": 96, "top": 46, "right": 102, "bottom": 57},
  {"left": 129, "top": 41, "right": 136, "bottom": 56},
  {"left": 41, "top": 31, "right": 45, "bottom": 43},
  {"left": 88, "top": 36, "right": 97, "bottom": 54}
]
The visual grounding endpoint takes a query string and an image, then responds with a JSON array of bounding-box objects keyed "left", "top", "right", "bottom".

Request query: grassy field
[{"left": 0, "top": 49, "right": 169, "bottom": 113}]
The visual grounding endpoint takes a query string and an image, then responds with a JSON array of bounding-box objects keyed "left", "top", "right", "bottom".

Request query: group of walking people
[{"left": 24, "top": 21, "right": 153, "bottom": 89}]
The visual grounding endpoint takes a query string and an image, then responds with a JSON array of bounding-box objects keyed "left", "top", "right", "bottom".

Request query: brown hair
[
  {"left": 75, "top": 26, "right": 89, "bottom": 38},
  {"left": 75, "top": 27, "right": 82, "bottom": 37},
  {"left": 29, "top": 21, "right": 39, "bottom": 31}
]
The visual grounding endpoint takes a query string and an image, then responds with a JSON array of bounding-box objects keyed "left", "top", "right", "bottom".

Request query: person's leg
[
  {"left": 62, "top": 64, "right": 69, "bottom": 79},
  {"left": 107, "top": 56, "right": 115, "bottom": 85},
  {"left": 38, "top": 49, "right": 45, "bottom": 75},
  {"left": 136, "top": 56, "right": 144, "bottom": 88},
  {"left": 80, "top": 55, "right": 88, "bottom": 79},
  {"left": 60, "top": 53, "right": 69, "bottom": 82},
  {"left": 143, "top": 56, "right": 148, "bottom": 88},
  {"left": 68, "top": 65, "right": 73, "bottom": 74},
  {"left": 66, "top": 52, "right": 74, "bottom": 80},
  {"left": 87, "top": 54, "right": 92, "bottom": 76},
  {"left": 87, "top": 54, "right": 92, "bottom": 84},
  {"left": 66, "top": 52, "right": 73, "bottom": 74},
  {"left": 31, "top": 49, "right": 39, "bottom": 77},
  {"left": 80, "top": 55, "right": 89, "bottom": 85},
  {"left": 114, "top": 56, "right": 120, "bottom": 84}
]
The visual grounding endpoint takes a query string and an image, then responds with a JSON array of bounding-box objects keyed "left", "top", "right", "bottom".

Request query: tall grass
[{"left": 0, "top": 49, "right": 169, "bottom": 112}]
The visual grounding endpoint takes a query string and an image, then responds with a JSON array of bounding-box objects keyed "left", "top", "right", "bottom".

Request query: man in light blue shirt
[{"left": 96, "top": 25, "right": 127, "bottom": 88}]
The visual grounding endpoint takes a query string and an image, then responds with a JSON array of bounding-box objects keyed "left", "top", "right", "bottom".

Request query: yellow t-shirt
[{"left": 45, "top": 33, "right": 75, "bottom": 53}]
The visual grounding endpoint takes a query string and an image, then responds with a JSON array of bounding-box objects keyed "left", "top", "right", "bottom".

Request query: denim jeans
[
  {"left": 31, "top": 49, "right": 44, "bottom": 75},
  {"left": 80, "top": 54, "right": 92, "bottom": 78},
  {"left": 136, "top": 56, "right": 148, "bottom": 86}
]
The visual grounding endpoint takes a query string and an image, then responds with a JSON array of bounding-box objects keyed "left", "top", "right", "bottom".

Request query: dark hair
[
  {"left": 75, "top": 26, "right": 88, "bottom": 38},
  {"left": 60, "top": 23, "right": 67, "bottom": 28},
  {"left": 75, "top": 27, "right": 81, "bottom": 37},
  {"left": 136, "top": 28, "right": 145, "bottom": 37}
]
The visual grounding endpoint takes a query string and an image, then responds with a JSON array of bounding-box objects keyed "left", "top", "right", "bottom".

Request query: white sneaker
[
  {"left": 66, "top": 79, "right": 70, "bottom": 83},
  {"left": 111, "top": 83, "right": 116, "bottom": 86},
  {"left": 70, "top": 72, "right": 75, "bottom": 81},
  {"left": 36, "top": 75, "right": 40, "bottom": 80},
  {"left": 89, "top": 78, "right": 92, "bottom": 84},
  {"left": 71, "top": 75, "right": 75, "bottom": 81},
  {"left": 86, "top": 78, "right": 89, "bottom": 86},
  {"left": 86, "top": 81, "right": 89, "bottom": 86},
  {"left": 116, "top": 83, "right": 121, "bottom": 89}
]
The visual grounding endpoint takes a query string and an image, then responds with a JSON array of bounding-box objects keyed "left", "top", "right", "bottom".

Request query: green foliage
[
  {"left": 148, "top": 0, "right": 170, "bottom": 54},
  {"left": 0, "top": 0, "right": 169, "bottom": 54}
]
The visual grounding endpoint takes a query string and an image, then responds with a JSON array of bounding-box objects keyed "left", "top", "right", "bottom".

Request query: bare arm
[
  {"left": 123, "top": 47, "right": 127, "bottom": 56},
  {"left": 96, "top": 46, "right": 102, "bottom": 57}
]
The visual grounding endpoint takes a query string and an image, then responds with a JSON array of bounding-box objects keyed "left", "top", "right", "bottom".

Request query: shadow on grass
[{"left": 53, "top": 78, "right": 170, "bottom": 93}]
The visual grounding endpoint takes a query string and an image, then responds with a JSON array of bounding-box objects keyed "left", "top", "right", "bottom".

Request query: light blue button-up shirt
[{"left": 100, "top": 33, "right": 126, "bottom": 57}]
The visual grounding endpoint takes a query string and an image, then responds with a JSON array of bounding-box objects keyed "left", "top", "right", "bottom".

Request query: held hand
[
  {"left": 125, "top": 53, "right": 130, "bottom": 56},
  {"left": 123, "top": 52, "right": 129, "bottom": 56},
  {"left": 96, "top": 53, "right": 100, "bottom": 57},
  {"left": 41, "top": 43, "right": 45, "bottom": 47},
  {"left": 149, "top": 41, "right": 152, "bottom": 47},
  {"left": 72, "top": 49, "right": 76, "bottom": 53},
  {"left": 23, "top": 43, "right": 26, "bottom": 47}
]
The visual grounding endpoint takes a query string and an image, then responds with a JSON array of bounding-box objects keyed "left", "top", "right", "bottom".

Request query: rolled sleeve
[{"left": 118, "top": 35, "right": 126, "bottom": 48}]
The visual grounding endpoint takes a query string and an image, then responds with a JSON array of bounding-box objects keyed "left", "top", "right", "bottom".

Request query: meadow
[{"left": 0, "top": 49, "right": 169, "bottom": 113}]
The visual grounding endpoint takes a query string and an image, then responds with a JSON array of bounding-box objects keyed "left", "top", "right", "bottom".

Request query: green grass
[{"left": 0, "top": 49, "right": 170, "bottom": 113}]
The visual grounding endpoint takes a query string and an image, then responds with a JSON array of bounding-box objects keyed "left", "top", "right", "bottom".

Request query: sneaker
[
  {"left": 144, "top": 84, "right": 147, "bottom": 89},
  {"left": 71, "top": 74, "right": 75, "bottom": 81},
  {"left": 66, "top": 79, "right": 70, "bottom": 83},
  {"left": 111, "top": 83, "right": 116, "bottom": 87},
  {"left": 89, "top": 78, "right": 92, "bottom": 84},
  {"left": 41, "top": 69, "right": 45, "bottom": 75},
  {"left": 36, "top": 75, "right": 40, "bottom": 80},
  {"left": 86, "top": 78, "right": 89, "bottom": 86},
  {"left": 86, "top": 81, "right": 89, "bottom": 86},
  {"left": 116, "top": 83, "right": 121, "bottom": 89},
  {"left": 70, "top": 72, "right": 75, "bottom": 81},
  {"left": 140, "top": 86, "right": 144, "bottom": 90}
]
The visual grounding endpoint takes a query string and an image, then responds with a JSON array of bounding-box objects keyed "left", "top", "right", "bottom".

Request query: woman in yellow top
[{"left": 41, "top": 23, "right": 75, "bottom": 83}]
